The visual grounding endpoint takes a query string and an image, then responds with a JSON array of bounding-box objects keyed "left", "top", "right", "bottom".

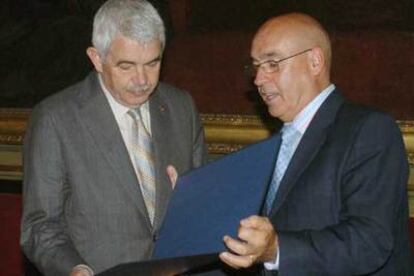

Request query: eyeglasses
[{"left": 245, "top": 48, "right": 312, "bottom": 76}]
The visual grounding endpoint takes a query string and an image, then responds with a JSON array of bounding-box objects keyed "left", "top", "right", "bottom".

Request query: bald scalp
[{"left": 254, "top": 13, "right": 331, "bottom": 70}]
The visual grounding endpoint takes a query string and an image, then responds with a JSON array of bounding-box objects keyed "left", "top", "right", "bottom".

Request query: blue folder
[{"left": 152, "top": 134, "right": 281, "bottom": 260}]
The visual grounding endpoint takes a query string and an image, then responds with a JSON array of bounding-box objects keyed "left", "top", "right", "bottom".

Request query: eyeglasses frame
[{"left": 247, "top": 48, "right": 313, "bottom": 76}]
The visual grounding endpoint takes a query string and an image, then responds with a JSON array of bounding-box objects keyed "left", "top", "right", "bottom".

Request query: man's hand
[
  {"left": 166, "top": 165, "right": 178, "bottom": 189},
  {"left": 219, "top": 215, "right": 278, "bottom": 269},
  {"left": 70, "top": 265, "right": 93, "bottom": 276}
]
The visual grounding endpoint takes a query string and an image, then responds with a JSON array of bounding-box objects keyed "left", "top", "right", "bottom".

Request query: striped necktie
[
  {"left": 128, "top": 109, "right": 156, "bottom": 224},
  {"left": 264, "top": 125, "right": 301, "bottom": 213}
]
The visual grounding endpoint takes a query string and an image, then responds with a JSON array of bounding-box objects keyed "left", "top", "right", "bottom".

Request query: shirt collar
[
  {"left": 98, "top": 74, "right": 149, "bottom": 123},
  {"left": 288, "top": 84, "right": 335, "bottom": 134}
]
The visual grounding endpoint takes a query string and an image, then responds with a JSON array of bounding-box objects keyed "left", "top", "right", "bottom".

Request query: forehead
[
  {"left": 251, "top": 36, "right": 283, "bottom": 61},
  {"left": 251, "top": 24, "right": 297, "bottom": 60},
  {"left": 106, "top": 36, "right": 162, "bottom": 62}
]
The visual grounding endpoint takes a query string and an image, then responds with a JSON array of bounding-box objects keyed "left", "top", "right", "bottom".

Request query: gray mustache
[{"left": 127, "top": 86, "right": 150, "bottom": 93}]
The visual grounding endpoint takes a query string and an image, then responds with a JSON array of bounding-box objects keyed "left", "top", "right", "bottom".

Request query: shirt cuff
[{"left": 263, "top": 246, "right": 279, "bottom": 270}]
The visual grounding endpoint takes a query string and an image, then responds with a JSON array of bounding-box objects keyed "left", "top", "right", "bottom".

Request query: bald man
[{"left": 219, "top": 13, "right": 412, "bottom": 275}]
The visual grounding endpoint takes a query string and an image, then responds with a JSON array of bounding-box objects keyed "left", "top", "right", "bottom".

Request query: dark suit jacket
[
  {"left": 265, "top": 90, "right": 412, "bottom": 275},
  {"left": 20, "top": 72, "right": 207, "bottom": 275}
]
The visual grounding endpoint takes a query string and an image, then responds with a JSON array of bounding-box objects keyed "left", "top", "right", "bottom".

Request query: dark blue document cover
[{"left": 152, "top": 134, "right": 281, "bottom": 260}]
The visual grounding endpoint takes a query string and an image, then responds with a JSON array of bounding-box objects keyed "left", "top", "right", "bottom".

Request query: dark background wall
[
  {"left": 0, "top": 0, "right": 171, "bottom": 107},
  {"left": 185, "top": 0, "right": 413, "bottom": 32},
  {"left": 1, "top": 0, "right": 413, "bottom": 118},
  {"left": 162, "top": 0, "right": 414, "bottom": 119}
]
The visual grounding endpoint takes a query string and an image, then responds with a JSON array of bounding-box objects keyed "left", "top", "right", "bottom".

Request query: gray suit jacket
[{"left": 21, "top": 72, "right": 207, "bottom": 275}]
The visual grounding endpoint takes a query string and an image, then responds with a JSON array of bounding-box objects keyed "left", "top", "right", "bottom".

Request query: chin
[
  {"left": 119, "top": 98, "right": 146, "bottom": 108},
  {"left": 131, "top": 95, "right": 150, "bottom": 106},
  {"left": 268, "top": 107, "right": 280, "bottom": 118}
]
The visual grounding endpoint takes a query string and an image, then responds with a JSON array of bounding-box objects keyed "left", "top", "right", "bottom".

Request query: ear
[
  {"left": 308, "top": 47, "right": 325, "bottom": 75},
  {"left": 86, "top": 47, "right": 104, "bottom": 73}
]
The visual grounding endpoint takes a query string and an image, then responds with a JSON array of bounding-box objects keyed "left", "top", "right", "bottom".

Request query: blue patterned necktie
[
  {"left": 128, "top": 109, "right": 156, "bottom": 224},
  {"left": 265, "top": 125, "right": 301, "bottom": 213}
]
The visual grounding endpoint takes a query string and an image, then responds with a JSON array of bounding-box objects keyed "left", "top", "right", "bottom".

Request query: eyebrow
[
  {"left": 116, "top": 60, "right": 136, "bottom": 66},
  {"left": 147, "top": 56, "right": 162, "bottom": 64},
  {"left": 252, "top": 52, "right": 279, "bottom": 63},
  {"left": 115, "top": 56, "right": 162, "bottom": 67}
]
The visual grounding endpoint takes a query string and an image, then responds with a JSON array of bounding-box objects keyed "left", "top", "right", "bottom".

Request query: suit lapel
[
  {"left": 77, "top": 73, "right": 151, "bottom": 227},
  {"left": 148, "top": 88, "right": 174, "bottom": 229},
  {"left": 269, "top": 91, "right": 345, "bottom": 215}
]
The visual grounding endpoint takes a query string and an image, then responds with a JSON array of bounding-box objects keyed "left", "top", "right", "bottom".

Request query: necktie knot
[
  {"left": 128, "top": 108, "right": 150, "bottom": 136},
  {"left": 282, "top": 124, "right": 299, "bottom": 142},
  {"left": 127, "top": 108, "right": 140, "bottom": 120}
]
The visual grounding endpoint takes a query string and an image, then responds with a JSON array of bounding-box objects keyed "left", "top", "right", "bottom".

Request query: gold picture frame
[{"left": 1, "top": 108, "right": 414, "bottom": 215}]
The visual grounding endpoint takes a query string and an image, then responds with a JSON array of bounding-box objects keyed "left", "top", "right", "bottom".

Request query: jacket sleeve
[
  {"left": 187, "top": 93, "right": 208, "bottom": 168},
  {"left": 277, "top": 113, "right": 410, "bottom": 275},
  {"left": 20, "top": 105, "right": 86, "bottom": 276}
]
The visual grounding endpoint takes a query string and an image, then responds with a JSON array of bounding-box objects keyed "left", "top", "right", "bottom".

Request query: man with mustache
[
  {"left": 219, "top": 13, "right": 412, "bottom": 275},
  {"left": 20, "top": 0, "right": 206, "bottom": 275}
]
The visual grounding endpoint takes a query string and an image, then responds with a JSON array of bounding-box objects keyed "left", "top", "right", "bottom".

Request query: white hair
[{"left": 92, "top": 0, "right": 165, "bottom": 57}]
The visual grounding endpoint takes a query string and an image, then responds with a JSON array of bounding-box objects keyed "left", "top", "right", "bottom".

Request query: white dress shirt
[{"left": 99, "top": 76, "right": 152, "bottom": 179}]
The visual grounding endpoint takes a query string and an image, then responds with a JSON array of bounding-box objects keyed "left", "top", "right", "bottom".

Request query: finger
[
  {"left": 237, "top": 225, "right": 262, "bottom": 244},
  {"left": 166, "top": 165, "right": 178, "bottom": 189},
  {"left": 223, "top": 235, "right": 252, "bottom": 256},
  {"left": 236, "top": 221, "right": 279, "bottom": 263},
  {"left": 237, "top": 217, "right": 272, "bottom": 244},
  {"left": 219, "top": 252, "right": 256, "bottom": 269},
  {"left": 240, "top": 215, "right": 270, "bottom": 229}
]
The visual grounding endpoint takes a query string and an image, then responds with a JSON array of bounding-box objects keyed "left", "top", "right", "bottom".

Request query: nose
[
  {"left": 132, "top": 66, "right": 148, "bottom": 86},
  {"left": 254, "top": 67, "right": 270, "bottom": 87}
]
